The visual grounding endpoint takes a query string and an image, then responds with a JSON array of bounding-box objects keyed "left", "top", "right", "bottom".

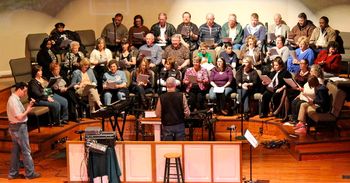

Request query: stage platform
[{"left": 0, "top": 114, "right": 350, "bottom": 162}]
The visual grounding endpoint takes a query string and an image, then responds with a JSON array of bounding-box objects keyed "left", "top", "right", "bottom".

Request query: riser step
[
  {"left": 294, "top": 142, "right": 350, "bottom": 153},
  {"left": 300, "top": 152, "right": 350, "bottom": 161}
]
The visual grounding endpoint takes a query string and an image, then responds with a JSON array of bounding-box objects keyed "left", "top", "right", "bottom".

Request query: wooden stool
[{"left": 163, "top": 152, "right": 184, "bottom": 183}]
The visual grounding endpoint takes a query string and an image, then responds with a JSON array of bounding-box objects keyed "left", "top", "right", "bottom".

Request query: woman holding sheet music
[
  {"left": 28, "top": 65, "right": 69, "bottom": 126},
  {"left": 49, "top": 63, "right": 80, "bottom": 122},
  {"left": 158, "top": 57, "right": 182, "bottom": 93},
  {"left": 282, "top": 59, "right": 310, "bottom": 122},
  {"left": 90, "top": 37, "right": 113, "bottom": 93},
  {"left": 286, "top": 36, "right": 315, "bottom": 74},
  {"left": 314, "top": 41, "right": 342, "bottom": 74},
  {"left": 208, "top": 58, "right": 233, "bottom": 115},
  {"left": 266, "top": 35, "right": 289, "bottom": 63},
  {"left": 240, "top": 35, "right": 264, "bottom": 71},
  {"left": 131, "top": 58, "right": 154, "bottom": 109},
  {"left": 116, "top": 38, "right": 138, "bottom": 71},
  {"left": 183, "top": 56, "right": 209, "bottom": 111},
  {"left": 102, "top": 60, "right": 128, "bottom": 105},
  {"left": 259, "top": 57, "right": 292, "bottom": 118},
  {"left": 71, "top": 58, "right": 103, "bottom": 113},
  {"left": 37, "top": 37, "right": 57, "bottom": 80}
]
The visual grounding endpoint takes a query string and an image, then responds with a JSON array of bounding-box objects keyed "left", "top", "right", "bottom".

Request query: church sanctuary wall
[{"left": 0, "top": 0, "right": 349, "bottom": 76}]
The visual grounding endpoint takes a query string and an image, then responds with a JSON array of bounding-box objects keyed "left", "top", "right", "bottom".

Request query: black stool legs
[{"left": 163, "top": 155, "right": 184, "bottom": 183}]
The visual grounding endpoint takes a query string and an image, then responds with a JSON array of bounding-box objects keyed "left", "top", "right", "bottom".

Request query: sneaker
[
  {"left": 295, "top": 126, "right": 306, "bottom": 134},
  {"left": 293, "top": 122, "right": 305, "bottom": 130},
  {"left": 25, "top": 172, "right": 41, "bottom": 179},
  {"left": 283, "top": 122, "right": 295, "bottom": 126},
  {"left": 8, "top": 174, "right": 25, "bottom": 180}
]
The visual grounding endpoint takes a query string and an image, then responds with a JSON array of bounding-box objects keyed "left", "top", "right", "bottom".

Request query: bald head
[
  {"left": 274, "top": 13, "right": 282, "bottom": 25},
  {"left": 206, "top": 13, "right": 215, "bottom": 26}
]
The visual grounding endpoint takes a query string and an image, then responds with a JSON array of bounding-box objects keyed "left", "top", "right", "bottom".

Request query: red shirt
[{"left": 314, "top": 50, "right": 342, "bottom": 73}]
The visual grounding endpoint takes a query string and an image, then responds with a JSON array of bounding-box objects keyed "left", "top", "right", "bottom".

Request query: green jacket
[{"left": 220, "top": 22, "right": 244, "bottom": 45}]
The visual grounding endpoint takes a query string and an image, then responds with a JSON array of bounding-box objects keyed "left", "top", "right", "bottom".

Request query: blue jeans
[
  {"left": 208, "top": 87, "right": 233, "bottom": 100},
  {"left": 209, "top": 87, "right": 233, "bottom": 110},
  {"left": 37, "top": 93, "right": 68, "bottom": 123},
  {"left": 162, "top": 123, "right": 185, "bottom": 141},
  {"left": 233, "top": 43, "right": 242, "bottom": 50},
  {"left": 104, "top": 90, "right": 127, "bottom": 105},
  {"left": 8, "top": 123, "right": 35, "bottom": 177},
  {"left": 237, "top": 88, "right": 253, "bottom": 113}
]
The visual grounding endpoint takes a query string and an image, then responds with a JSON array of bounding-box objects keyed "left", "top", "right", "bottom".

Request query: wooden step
[
  {"left": 0, "top": 124, "right": 8, "bottom": 138},
  {"left": 289, "top": 139, "right": 350, "bottom": 161}
]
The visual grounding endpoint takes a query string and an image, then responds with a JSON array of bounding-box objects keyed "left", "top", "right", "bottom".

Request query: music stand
[{"left": 243, "top": 129, "right": 264, "bottom": 183}]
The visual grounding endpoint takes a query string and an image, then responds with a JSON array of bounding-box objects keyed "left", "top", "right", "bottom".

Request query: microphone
[{"left": 112, "top": 18, "right": 114, "bottom": 23}]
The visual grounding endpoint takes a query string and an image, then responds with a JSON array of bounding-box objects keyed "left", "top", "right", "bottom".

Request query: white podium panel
[
  {"left": 155, "top": 144, "right": 182, "bottom": 182},
  {"left": 67, "top": 143, "right": 88, "bottom": 182},
  {"left": 213, "top": 144, "right": 241, "bottom": 182},
  {"left": 184, "top": 145, "right": 212, "bottom": 182},
  {"left": 67, "top": 141, "right": 242, "bottom": 183},
  {"left": 115, "top": 144, "right": 124, "bottom": 181},
  {"left": 124, "top": 144, "right": 152, "bottom": 182}
]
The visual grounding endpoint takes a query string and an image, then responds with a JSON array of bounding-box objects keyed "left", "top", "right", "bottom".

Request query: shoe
[
  {"left": 243, "top": 113, "right": 249, "bottom": 121},
  {"left": 25, "top": 172, "right": 41, "bottom": 179},
  {"left": 281, "top": 116, "right": 289, "bottom": 122},
  {"left": 61, "top": 120, "right": 68, "bottom": 124},
  {"left": 283, "top": 122, "right": 295, "bottom": 126},
  {"left": 8, "top": 174, "right": 25, "bottom": 180},
  {"left": 221, "top": 109, "right": 228, "bottom": 115},
  {"left": 293, "top": 122, "right": 305, "bottom": 130},
  {"left": 53, "top": 122, "right": 64, "bottom": 127},
  {"left": 295, "top": 126, "right": 306, "bottom": 134},
  {"left": 259, "top": 113, "right": 267, "bottom": 118}
]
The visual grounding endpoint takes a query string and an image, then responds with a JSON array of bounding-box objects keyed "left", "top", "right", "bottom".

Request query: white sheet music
[
  {"left": 244, "top": 129, "right": 259, "bottom": 148},
  {"left": 283, "top": 78, "right": 300, "bottom": 89},
  {"left": 260, "top": 75, "right": 272, "bottom": 85},
  {"left": 144, "top": 111, "right": 157, "bottom": 118},
  {"left": 213, "top": 86, "right": 225, "bottom": 93}
]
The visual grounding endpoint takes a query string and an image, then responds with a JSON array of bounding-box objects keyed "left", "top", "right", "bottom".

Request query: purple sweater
[{"left": 210, "top": 67, "right": 233, "bottom": 87}]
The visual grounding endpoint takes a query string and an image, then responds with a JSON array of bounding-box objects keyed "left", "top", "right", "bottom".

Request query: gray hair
[
  {"left": 70, "top": 41, "right": 80, "bottom": 48},
  {"left": 145, "top": 33, "right": 155, "bottom": 40},
  {"left": 166, "top": 77, "right": 176, "bottom": 88},
  {"left": 171, "top": 34, "right": 182, "bottom": 40}
]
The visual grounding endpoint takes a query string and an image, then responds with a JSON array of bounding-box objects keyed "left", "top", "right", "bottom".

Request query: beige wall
[{"left": 1, "top": 0, "right": 349, "bottom": 76}]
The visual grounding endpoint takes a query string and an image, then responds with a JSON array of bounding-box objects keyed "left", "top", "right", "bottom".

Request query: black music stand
[
  {"left": 97, "top": 99, "right": 131, "bottom": 141},
  {"left": 243, "top": 129, "right": 265, "bottom": 183}
]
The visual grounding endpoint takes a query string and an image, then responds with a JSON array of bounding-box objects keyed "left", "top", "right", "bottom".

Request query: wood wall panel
[
  {"left": 155, "top": 144, "right": 182, "bottom": 182},
  {"left": 184, "top": 144, "right": 212, "bottom": 182},
  {"left": 124, "top": 144, "right": 152, "bottom": 182},
  {"left": 213, "top": 144, "right": 241, "bottom": 182},
  {"left": 67, "top": 143, "right": 88, "bottom": 182}
]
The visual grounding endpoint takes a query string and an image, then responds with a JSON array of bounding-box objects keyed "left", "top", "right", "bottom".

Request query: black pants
[
  {"left": 93, "top": 65, "right": 108, "bottom": 94},
  {"left": 260, "top": 90, "right": 283, "bottom": 116},
  {"left": 188, "top": 85, "right": 207, "bottom": 111},
  {"left": 55, "top": 88, "right": 79, "bottom": 120},
  {"left": 291, "top": 98, "right": 306, "bottom": 121}
]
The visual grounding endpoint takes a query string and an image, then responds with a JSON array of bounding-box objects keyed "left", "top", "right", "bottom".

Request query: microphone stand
[
  {"left": 113, "top": 19, "right": 118, "bottom": 58},
  {"left": 236, "top": 65, "right": 246, "bottom": 140},
  {"left": 188, "top": 24, "right": 193, "bottom": 66}
]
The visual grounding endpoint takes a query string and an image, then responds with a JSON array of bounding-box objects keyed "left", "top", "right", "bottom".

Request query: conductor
[{"left": 155, "top": 77, "right": 190, "bottom": 141}]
